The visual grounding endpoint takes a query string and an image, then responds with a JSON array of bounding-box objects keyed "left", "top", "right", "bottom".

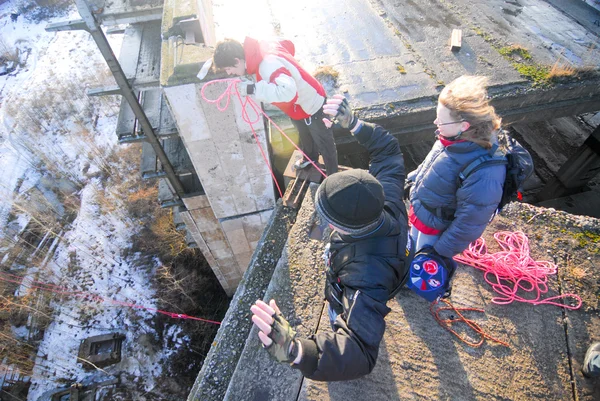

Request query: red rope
[
  {"left": 454, "top": 231, "right": 582, "bottom": 309},
  {"left": 0, "top": 271, "right": 221, "bottom": 325},
  {"left": 430, "top": 298, "right": 509, "bottom": 347},
  {"left": 200, "top": 78, "right": 328, "bottom": 198}
]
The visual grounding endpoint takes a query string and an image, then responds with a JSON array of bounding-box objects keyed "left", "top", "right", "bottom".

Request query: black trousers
[{"left": 291, "top": 107, "right": 339, "bottom": 175}]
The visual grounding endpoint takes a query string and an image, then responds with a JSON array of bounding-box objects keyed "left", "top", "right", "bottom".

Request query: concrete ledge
[
  {"left": 188, "top": 199, "right": 298, "bottom": 401},
  {"left": 223, "top": 184, "right": 327, "bottom": 401},
  {"left": 160, "top": 38, "right": 213, "bottom": 87},
  {"left": 333, "top": 79, "right": 600, "bottom": 153}
]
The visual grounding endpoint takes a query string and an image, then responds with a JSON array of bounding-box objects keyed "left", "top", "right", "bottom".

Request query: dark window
[{"left": 90, "top": 339, "right": 116, "bottom": 355}]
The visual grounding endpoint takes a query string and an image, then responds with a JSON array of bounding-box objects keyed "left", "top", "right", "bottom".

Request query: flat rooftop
[{"left": 213, "top": 0, "right": 600, "bottom": 144}]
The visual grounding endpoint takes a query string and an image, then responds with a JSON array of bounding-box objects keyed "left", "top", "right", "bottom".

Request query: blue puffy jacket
[{"left": 407, "top": 135, "right": 505, "bottom": 257}]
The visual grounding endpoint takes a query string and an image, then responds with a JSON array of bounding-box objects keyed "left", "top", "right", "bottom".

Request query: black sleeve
[
  {"left": 353, "top": 123, "right": 406, "bottom": 218},
  {"left": 293, "top": 289, "right": 390, "bottom": 381}
]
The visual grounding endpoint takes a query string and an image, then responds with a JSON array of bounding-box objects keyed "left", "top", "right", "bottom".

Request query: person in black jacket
[{"left": 250, "top": 95, "right": 412, "bottom": 381}]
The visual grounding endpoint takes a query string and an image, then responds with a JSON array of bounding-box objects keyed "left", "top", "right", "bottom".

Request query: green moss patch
[
  {"left": 498, "top": 45, "right": 532, "bottom": 61},
  {"left": 512, "top": 63, "right": 550, "bottom": 85}
]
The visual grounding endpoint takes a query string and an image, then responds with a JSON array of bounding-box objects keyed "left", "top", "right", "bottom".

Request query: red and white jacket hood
[{"left": 243, "top": 37, "right": 325, "bottom": 120}]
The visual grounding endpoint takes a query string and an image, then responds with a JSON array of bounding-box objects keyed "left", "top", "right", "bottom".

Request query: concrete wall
[
  {"left": 188, "top": 199, "right": 298, "bottom": 401},
  {"left": 164, "top": 83, "right": 275, "bottom": 219},
  {"left": 164, "top": 82, "right": 276, "bottom": 295},
  {"left": 181, "top": 195, "right": 273, "bottom": 296}
]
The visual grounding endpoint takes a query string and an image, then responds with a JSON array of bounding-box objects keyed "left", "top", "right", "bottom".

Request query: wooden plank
[{"left": 450, "top": 29, "right": 462, "bottom": 51}]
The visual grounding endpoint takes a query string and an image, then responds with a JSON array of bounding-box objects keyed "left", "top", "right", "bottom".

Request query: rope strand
[
  {"left": 200, "top": 78, "right": 328, "bottom": 199},
  {"left": 0, "top": 271, "right": 221, "bottom": 325},
  {"left": 430, "top": 298, "right": 509, "bottom": 348}
]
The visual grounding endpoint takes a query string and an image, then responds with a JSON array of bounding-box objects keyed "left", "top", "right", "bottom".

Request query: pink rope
[
  {"left": 200, "top": 78, "right": 328, "bottom": 197},
  {"left": 0, "top": 271, "right": 221, "bottom": 325},
  {"left": 454, "top": 231, "right": 582, "bottom": 309}
]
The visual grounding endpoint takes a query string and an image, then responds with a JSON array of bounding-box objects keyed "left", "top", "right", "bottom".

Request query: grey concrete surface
[
  {"left": 296, "top": 202, "right": 592, "bottom": 401},
  {"left": 223, "top": 184, "right": 328, "bottom": 401},
  {"left": 213, "top": 0, "right": 600, "bottom": 120},
  {"left": 206, "top": 197, "right": 600, "bottom": 401},
  {"left": 301, "top": 267, "right": 572, "bottom": 400},
  {"left": 188, "top": 200, "right": 297, "bottom": 401}
]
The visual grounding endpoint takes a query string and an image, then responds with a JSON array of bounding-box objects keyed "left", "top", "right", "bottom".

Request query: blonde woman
[{"left": 406, "top": 76, "right": 505, "bottom": 268}]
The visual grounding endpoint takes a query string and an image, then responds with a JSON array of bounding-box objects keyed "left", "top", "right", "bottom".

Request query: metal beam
[
  {"left": 87, "top": 79, "right": 160, "bottom": 97},
  {"left": 72, "top": 0, "right": 186, "bottom": 199},
  {"left": 87, "top": 85, "right": 121, "bottom": 97},
  {"left": 535, "top": 124, "right": 600, "bottom": 202},
  {"left": 45, "top": 19, "right": 88, "bottom": 32}
]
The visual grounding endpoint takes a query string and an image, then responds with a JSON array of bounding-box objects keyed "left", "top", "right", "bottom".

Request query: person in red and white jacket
[{"left": 213, "top": 37, "right": 339, "bottom": 175}]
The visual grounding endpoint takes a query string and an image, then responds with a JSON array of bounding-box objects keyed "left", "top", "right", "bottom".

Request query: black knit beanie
[{"left": 315, "top": 169, "right": 385, "bottom": 235}]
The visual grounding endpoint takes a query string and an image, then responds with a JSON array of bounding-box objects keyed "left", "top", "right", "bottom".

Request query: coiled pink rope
[
  {"left": 454, "top": 231, "right": 582, "bottom": 309},
  {"left": 200, "top": 78, "right": 328, "bottom": 199}
]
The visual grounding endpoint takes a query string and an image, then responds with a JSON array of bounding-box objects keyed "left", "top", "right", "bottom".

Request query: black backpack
[{"left": 458, "top": 131, "right": 534, "bottom": 214}]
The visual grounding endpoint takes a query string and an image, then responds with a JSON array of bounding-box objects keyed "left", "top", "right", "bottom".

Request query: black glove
[
  {"left": 323, "top": 95, "right": 359, "bottom": 130},
  {"left": 264, "top": 313, "right": 299, "bottom": 363},
  {"left": 337, "top": 98, "right": 358, "bottom": 130}
]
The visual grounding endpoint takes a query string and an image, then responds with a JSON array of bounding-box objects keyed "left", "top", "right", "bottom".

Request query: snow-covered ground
[{"left": 0, "top": 2, "right": 181, "bottom": 399}]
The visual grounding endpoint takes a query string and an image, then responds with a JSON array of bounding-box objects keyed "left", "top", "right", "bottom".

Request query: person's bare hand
[{"left": 250, "top": 299, "right": 281, "bottom": 347}]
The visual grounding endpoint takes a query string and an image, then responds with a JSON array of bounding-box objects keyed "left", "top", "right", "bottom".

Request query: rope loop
[
  {"left": 430, "top": 298, "right": 509, "bottom": 348},
  {"left": 454, "top": 231, "right": 582, "bottom": 309},
  {"left": 200, "top": 78, "right": 328, "bottom": 195}
]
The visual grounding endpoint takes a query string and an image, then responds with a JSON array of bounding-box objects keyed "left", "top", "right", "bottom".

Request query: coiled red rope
[
  {"left": 200, "top": 78, "right": 328, "bottom": 199},
  {"left": 0, "top": 271, "right": 221, "bottom": 325},
  {"left": 454, "top": 231, "right": 582, "bottom": 309}
]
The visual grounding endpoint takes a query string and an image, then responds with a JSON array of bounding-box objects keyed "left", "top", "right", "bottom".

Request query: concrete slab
[
  {"left": 301, "top": 203, "right": 599, "bottom": 401},
  {"left": 301, "top": 273, "right": 571, "bottom": 400},
  {"left": 211, "top": 0, "right": 600, "bottom": 142},
  {"left": 164, "top": 82, "right": 276, "bottom": 219}
]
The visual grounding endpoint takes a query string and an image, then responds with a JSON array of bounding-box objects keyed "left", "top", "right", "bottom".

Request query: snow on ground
[
  {"left": 0, "top": 2, "right": 178, "bottom": 399},
  {"left": 28, "top": 181, "right": 166, "bottom": 399},
  {"left": 0, "top": 2, "right": 121, "bottom": 219}
]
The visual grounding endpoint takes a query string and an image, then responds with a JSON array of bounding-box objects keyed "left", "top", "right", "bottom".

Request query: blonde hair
[{"left": 439, "top": 76, "right": 501, "bottom": 149}]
